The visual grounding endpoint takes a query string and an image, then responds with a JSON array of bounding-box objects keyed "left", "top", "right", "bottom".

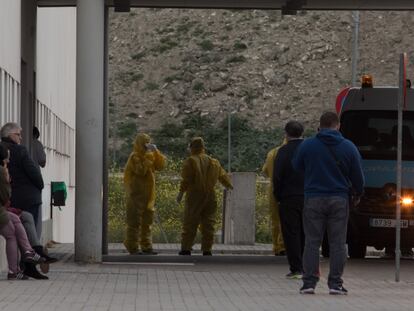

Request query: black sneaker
[
  {"left": 7, "top": 272, "right": 29, "bottom": 280},
  {"left": 329, "top": 286, "right": 348, "bottom": 295},
  {"left": 202, "top": 251, "right": 212, "bottom": 256},
  {"left": 178, "top": 250, "right": 191, "bottom": 256},
  {"left": 286, "top": 271, "right": 302, "bottom": 280},
  {"left": 299, "top": 286, "right": 315, "bottom": 294},
  {"left": 22, "top": 251, "right": 45, "bottom": 264},
  {"left": 24, "top": 265, "right": 49, "bottom": 280}
]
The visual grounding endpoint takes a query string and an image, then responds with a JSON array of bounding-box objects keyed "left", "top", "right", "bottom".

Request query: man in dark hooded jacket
[{"left": 292, "top": 112, "right": 364, "bottom": 296}]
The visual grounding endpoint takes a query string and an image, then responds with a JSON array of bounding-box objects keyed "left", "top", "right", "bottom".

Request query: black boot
[
  {"left": 178, "top": 250, "right": 191, "bottom": 256},
  {"left": 33, "top": 245, "right": 58, "bottom": 264},
  {"left": 23, "top": 263, "right": 48, "bottom": 280}
]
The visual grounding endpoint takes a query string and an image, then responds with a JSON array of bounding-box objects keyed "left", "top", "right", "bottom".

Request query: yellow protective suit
[
  {"left": 180, "top": 138, "right": 233, "bottom": 252},
  {"left": 262, "top": 140, "right": 286, "bottom": 254},
  {"left": 123, "top": 133, "right": 166, "bottom": 254}
]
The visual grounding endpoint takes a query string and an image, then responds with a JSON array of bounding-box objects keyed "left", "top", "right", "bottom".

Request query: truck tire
[{"left": 348, "top": 240, "right": 366, "bottom": 259}]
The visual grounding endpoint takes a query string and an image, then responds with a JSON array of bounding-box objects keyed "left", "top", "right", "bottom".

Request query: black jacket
[
  {"left": 273, "top": 139, "right": 304, "bottom": 201},
  {"left": 1, "top": 138, "right": 44, "bottom": 208}
]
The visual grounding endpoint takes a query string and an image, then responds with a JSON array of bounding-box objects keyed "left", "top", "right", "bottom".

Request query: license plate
[{"left": 369, "top": 218, "right": 408, "bottom": 228}]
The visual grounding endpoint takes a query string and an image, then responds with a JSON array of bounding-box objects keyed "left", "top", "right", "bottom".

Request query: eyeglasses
[{"left": 10, "top": 132, "right": 22, "bottom": 137}]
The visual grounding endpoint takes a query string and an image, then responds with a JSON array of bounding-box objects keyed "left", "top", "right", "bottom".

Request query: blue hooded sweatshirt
[{"left": 292, "top": 129, "right": 365, "bottom": 199}]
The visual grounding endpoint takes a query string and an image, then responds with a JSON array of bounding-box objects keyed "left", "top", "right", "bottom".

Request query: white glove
[
  {"left": 176, "top": 192, "right": 184, "bottom": 204},
  {"left": 145, "top": 143, "right": 157, "bottom": 151}
]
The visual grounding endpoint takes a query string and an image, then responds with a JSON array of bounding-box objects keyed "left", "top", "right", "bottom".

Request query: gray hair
[{"left": 0, "top": 122, "right": 21, "bottom": 139}]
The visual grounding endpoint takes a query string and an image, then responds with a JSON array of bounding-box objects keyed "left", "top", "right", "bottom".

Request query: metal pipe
[
  {"left": 351, "top": 11, "right": 360, "bottom": 86},
  {"left": 227, "top": 107, "right": 231, "bottom": 173},
  {"left": 395, "top": 53, "right": 406, "bottom": 282},
  {"left": 102, "top": 5, "right": 109, "bottom": 256},
  {"left": 38, "top": 0, "right": 414, "bottom": 10}
]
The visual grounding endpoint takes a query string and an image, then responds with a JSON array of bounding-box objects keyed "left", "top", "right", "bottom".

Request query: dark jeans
[
  {"left": 279, "top": 196, "right": 305, "bottom": 273},
  {"left": 302, "top": 196, "right": 349, "bottom": 289}
]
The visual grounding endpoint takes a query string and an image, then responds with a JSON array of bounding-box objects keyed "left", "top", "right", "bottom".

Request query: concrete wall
[
  {"left": 0, "top": 0, "right": 21, "bottom": 126},
  {"left": 0, "top": 0, "right": 22, "bottom": 272},
  {"left": 0, "top": 0, "right": 21, "bottom": 81},
  {"left": 224, "top": 172, "right": 256, "bottom": 245},
  {"left": 37, "top": 7, "right": 77, "bottom": 243}
]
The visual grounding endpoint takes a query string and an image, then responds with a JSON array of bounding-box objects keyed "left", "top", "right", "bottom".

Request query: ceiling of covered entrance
[{"left": 37, "top": 0, "right": 414, "bottom": 10}]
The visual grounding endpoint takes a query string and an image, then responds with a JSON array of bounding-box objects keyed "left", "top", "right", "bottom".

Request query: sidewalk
[{"left": 0, "top": 243, "right": 412, "bottom": 311}]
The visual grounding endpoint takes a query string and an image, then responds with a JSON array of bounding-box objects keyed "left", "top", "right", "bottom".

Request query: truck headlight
[{"left": 401, "top": 197, "right": 413, "bottom": 206}]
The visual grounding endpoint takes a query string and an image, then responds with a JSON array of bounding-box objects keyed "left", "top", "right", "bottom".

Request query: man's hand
[{"left": 176, "top": 192, "right": 184, "bottom": 204}]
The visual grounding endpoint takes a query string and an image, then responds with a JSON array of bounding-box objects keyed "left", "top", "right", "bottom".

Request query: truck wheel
[{"left": 348, "top": 241, "right": 366, "bottom": 259}]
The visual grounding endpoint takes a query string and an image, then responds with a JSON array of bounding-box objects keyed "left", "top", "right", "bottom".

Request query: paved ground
[{"left": 0, "top": 243, "right": 413, "bottom": 311}]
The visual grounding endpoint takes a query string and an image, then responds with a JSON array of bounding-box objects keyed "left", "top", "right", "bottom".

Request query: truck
[{"left": 336, "top": 75, "right": 414, "bottom": 258}]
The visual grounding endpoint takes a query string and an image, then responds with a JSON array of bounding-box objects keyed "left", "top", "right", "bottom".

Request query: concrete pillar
[
  {"left": 75, "top": 0, "right": 105, "bottom": 262},
  {"left": 224, "top": 172, "right": 256, "bottom": 245},
  {"left": 20, "top": 0, "right": 36, "bottom": 150}
]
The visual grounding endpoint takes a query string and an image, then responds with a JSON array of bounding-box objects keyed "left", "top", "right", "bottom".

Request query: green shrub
[
  {"left": 131, "top": 73, "right": 144, "bottom": 82},
  {"left": 127, "top": 112, "right": 138, "bottom": 118},
  {"left": 164, "top": 74, "right": 183, "bottom": 83},
  {"left": 176, "top": 21, "right": 197, "bottom": 34},
  {"left": 143, "top": 81, "right": 159, "bottom": 91},
  {"left": 108, "top": 163, "right": 225, "bottom": 243},
  {"left": 117, "top": 121, "right": 137, "bottom": 139},
  {"left": 152, "top": 37, "right": 179, "bottom": 54},
  {"left": 156, "top": 27, "right": 175, "bottom": 34},
  {"left": 112, "top": 113, "right": 315, "bottom": 173},
  {"left": 226, "top": 55, "right": 246, "bottom": 63},
  {"left": 192, "top": 81, "right": 205, "bottom": 92},
  {"left": 198, "top": 40, "right": 214, "bottom": 51},
  {"left": 233, "top": 41, "right": 248, "bottom": 50},
  {"left": 108, "top": 165, "right": 269, "bottom": 244},
  {"left": 117, "top": 71, "right": 144, "bottom": 86},
  {"left": 255, "top": 180, "right": 272, "bottom": 243},
  {"left": 192, "top": 27, "right": 204, "bottom": 37},
  {"left": 131, "top": 51, "right": 146, "bottom": 61}
]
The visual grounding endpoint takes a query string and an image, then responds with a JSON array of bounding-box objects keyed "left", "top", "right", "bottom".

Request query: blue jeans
[
  {"left": 24, "top": 204, "right": 42, "bottom": 239},
  {"left": 302, "top": 196, "right": 349, "bottom": 289}
]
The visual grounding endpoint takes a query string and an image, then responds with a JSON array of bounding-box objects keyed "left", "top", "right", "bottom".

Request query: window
[
  {"left": 0, "top": 67, "right": 20, "bottom": 125},
  {"left": 341, "top": 110, "right": 414, "bottom": 160}
]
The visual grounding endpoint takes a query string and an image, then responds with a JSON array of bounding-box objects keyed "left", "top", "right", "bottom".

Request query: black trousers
[{"left": 279, "top": 196, "right": 305, "bottom": 273}]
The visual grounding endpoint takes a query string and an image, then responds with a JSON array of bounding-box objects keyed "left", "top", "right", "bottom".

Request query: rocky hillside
[{"left": 108, "top": 9, "right": 414, "bottom": 137}]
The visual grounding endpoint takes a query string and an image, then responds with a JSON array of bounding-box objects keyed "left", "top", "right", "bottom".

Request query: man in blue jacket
[{"left": 292, "top": 112, "right": 364, "bottom": 295}]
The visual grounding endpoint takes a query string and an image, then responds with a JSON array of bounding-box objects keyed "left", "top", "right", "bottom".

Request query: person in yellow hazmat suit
[
  {"left": 262, "top": 139, "right": 287, "bottom": 255},
  {"left": 123, "top": 133, "right": 166, "bottom": 255},
  {"left": 176, "top": 137, "right": 233, "bottom": 256}
]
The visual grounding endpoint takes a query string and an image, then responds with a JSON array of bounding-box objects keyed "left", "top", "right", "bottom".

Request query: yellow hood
[{"left": 133, "top": 133, "right": 151, "bottom": 155}]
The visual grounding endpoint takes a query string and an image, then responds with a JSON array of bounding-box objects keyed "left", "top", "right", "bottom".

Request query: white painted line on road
[{"left": 102, "top": 262, "right": 195, "bottom": 266}]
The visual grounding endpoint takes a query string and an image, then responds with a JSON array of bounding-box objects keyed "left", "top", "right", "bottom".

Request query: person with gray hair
[{"left": 0, "top": 122, "right": 44, "bottom": 240}]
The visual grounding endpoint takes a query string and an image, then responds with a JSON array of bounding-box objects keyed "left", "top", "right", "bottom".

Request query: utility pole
[
  {"left": 351, "top": 11, "right": 360, "bottom": 86},
  {"left": 395, "top": 53, "right": 407, "bottom": 282},
  {"left": 227, "top": 103, "right": 232, "bottom": 173}
]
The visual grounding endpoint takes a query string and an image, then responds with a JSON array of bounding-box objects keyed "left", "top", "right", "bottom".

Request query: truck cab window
[{"left": 340, "top": 110, "right": 414, "bottom": 160}]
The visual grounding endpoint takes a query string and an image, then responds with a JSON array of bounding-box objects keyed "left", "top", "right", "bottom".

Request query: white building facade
[{"left": 0, "top": 0, "right": 76, "bottom": 245}]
